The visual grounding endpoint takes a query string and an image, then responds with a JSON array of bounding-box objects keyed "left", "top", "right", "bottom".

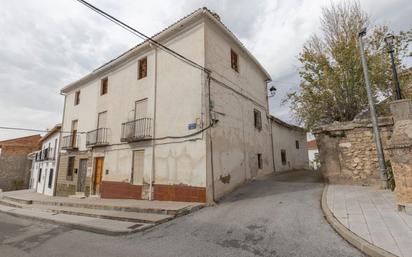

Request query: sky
[{"left": 0, "top": 0, "right": 411, "bottom": 141}]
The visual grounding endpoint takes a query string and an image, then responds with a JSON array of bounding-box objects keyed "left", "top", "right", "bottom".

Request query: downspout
[
  {"left": 269, "top": 118, "right": 276, "bottom": 172},
  {"left": 207, "top": 73, "right": 215, "bottom": 202},
  {"left": 53, "top": 93, "right": 67, "bottom": 196},
  {"left": 149, "top": 46, "right": 158, "bottom": 201}
]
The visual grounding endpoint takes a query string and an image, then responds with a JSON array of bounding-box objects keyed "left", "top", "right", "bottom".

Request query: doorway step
[{"left": 0, "top": 191, "right": 204, "bottom": 235}]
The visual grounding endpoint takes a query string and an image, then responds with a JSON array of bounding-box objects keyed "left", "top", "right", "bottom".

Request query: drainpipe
[
  {"left": 149, "top": 46, "right": 158, "bottom": 201},
  {"left": 206, "top": 73, "right": 215, "bottom": 203},
  {"left": 269, "top": 117, "right": 276, "bottom": 172}
]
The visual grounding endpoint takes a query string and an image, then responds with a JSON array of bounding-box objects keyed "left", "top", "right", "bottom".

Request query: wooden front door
[
  {"left": 77, "top": 159, "right": 87, "bottom": 192},
  {"left": 94, "top": 157, "right": 104, "bottom": 195},
  {"left": 132, "top": 150, "right": 144, "bottom": 184}
]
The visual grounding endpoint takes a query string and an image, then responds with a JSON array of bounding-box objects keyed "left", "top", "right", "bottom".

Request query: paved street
[{"left": 0, "top": 170, "right": 363, "bottom": 257}]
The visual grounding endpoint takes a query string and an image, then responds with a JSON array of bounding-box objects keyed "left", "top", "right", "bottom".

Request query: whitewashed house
[
  {"left": 29, "top": 124, "right": 61, "bottom": 196},
  {"left": 307, "top": 139, "right": 319, "bottom": 169},
  {"left": 270, "top": 117, "right": 309, "bottom": 172},
  {"left": 55, "top": 8, "right": 308, "bottom": 203}
]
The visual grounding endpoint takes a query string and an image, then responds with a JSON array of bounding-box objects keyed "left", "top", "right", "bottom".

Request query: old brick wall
[
  {"left": 313, "top": 117, "right": 393, "bottom": 186},
  {"left": 0, "top": 135, "right": 40, "bottom": 191}
]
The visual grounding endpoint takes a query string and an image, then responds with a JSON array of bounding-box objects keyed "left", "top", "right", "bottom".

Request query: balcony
[
  {"left": 86, "top": 128, "right": 109, "bottom": 147},
  {"left": 121, "top": 118, "right": 152, "bottom": 142},
  {"left": 35, "top": 148, "right": 55, "bottom": 161},
  {"left": 61, "top": 134, "right": 79, "bottom": 150}
]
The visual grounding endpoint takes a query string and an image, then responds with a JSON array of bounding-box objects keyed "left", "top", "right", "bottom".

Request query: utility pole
[{"left": 358, "top": 28, "right": 388, "bottom": 189}]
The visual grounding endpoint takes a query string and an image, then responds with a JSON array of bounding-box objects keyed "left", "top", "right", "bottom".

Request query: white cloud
[{"left": 0, "top": 0, "right": 410, "bottom": 140}]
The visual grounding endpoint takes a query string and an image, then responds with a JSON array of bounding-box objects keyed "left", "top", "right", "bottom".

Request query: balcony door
[
  {"left": 71, "top": 120, "right": 78, "bottom": 147},
  {"left": 134, "top": 99, "right": 148, "bottom": 138},
  {"left": 97, "top": 111, "right": 107, "bottom": 144}
]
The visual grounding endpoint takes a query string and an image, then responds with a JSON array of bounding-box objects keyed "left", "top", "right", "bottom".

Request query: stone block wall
[
  {"left": 387, "top": 99, "right": 412, "bottom": 205},
  {"left": 313, "top": 117, "right": 394, "bottom": 186},
  {"left": 55, "top": 151, "right": 91, "bottom": 196}
]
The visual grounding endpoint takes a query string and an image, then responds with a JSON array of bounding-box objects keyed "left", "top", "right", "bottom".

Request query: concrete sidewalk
[
  {"left": 326, "top": 185, "right": 412, "bottom": 257},
  {"left": 0, "top": 190, "right": 204, "bottom": 235}
]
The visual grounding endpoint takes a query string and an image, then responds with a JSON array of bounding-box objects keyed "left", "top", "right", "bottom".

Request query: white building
[
  {"left": 29, "top": 124, "right": 61, "bottom": 196},
  {"left": 270, "top": 117, "right": 309, "bottom": 172},
  {"left": 307, "top": 139, "right": 319, "bottom": 170},
  {"left": 55, "top": 8, "right": 308, "bottom": 203}
]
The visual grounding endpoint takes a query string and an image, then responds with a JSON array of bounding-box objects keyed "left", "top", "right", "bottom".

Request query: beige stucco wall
[
  {"left": 204, "top": 18, "right": 274, "bottom": 199},
  {"left": 61, "top": 20, "right": 207, "bottom": 189},
  {"left": 271, "top": 122, "right": 309, "bottom": 172}
]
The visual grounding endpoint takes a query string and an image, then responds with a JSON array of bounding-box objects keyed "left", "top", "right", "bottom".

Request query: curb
[{"left": 321, "top": 184, "right": 397, "bottom": 257}]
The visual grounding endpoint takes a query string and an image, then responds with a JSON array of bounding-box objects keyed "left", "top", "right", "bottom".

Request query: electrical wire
[
  {"left": 76, "top": 0, "right": 209, "bottom": 73},
  {"left": 0, "top": 126, "right": 86, "bottom": 134}
]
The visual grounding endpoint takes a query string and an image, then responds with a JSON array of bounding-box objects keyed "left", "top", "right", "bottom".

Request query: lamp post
[
  {"left": 358, "top": 28, "right": 388, "bottom": 189},
  {"left": 384, "top": 33, "right": 402, "bottom": 100}
]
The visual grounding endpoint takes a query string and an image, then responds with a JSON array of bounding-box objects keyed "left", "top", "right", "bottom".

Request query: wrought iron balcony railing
[
  {"left": 61, "top": 134, "right": 79, "bottom": 150},
  {"left": 121, "top": 118, "right": 152, "bottom": 142},
  {"left": 86, "top": 128, "right": 109, "bottom": 147},
  {"left": 35, "top": 147, "right": 55, "bottom": 161}
]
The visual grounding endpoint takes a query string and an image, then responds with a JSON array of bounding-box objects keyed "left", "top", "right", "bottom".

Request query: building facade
[
  {"left": 270, "top": 117, "right": 309, "bottom": 172},
  {"left": 0, "top": 135, "right": 41, "bottom": 191},
  {"left": 307, "top": 139, "right": 319, "bottom": 170},
  {"left": 29, "top": 124, "right": 61, "bottom": 196},
  {"left": 55, "top": 8, "right": 307, "bottom": 203}
]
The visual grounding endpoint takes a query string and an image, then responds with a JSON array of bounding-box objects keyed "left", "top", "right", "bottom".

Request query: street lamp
[
  {"left": 384, "top": 33, "right": 402, "bottom": 100},
  {"left": 269, "top": 86, "right": 277, "bottom": 97}
]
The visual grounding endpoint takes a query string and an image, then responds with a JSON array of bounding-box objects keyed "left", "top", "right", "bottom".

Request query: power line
[
  {"left": 0, "top": 126, "right": 86, "bottom": 134},
  {"left": 76, "top": 0, "right": 209, "bottom": 73}
]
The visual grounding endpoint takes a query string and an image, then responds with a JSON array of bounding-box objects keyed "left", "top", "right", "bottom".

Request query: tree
[{"left": 285, "top": 1, "right": 412, "bottom": 129}]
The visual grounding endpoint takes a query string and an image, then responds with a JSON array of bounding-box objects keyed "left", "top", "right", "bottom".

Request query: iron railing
[
  {"left": 61, "top": 134, "right": 79, "bottom": 150},
  {"left": 35, "top": 147, "right": 55, "bottom": 161},
  {"left": 86, "top": 128, "right": 109, "bottom": 146},
  {"left": 121, "top": 118, "right": 152, "bottom": 142}
]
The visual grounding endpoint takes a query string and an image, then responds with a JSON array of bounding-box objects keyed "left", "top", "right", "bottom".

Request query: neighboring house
[
  {"left": 307, "top": 139, "right": 319, "bottom": 170},
  {"left": 29, "top": 124, "right": 61, "bottom": 196},
  {"left": 56, "top": 8, "right": 305, "bottom": 203},
  {"left": 270, "top": 117, "right": 309, "bottom": 172},
  {"left": 0, "top": 135, "right": 41, "bottom": 191}
]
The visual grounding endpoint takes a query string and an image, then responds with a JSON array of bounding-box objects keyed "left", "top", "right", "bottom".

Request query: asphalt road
[{"left": 0, "top": 170, "right": 364, "bottom": 257}]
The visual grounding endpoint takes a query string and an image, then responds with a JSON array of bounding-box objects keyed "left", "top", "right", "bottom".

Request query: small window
[
  {"left": 257, "top": 153, "right": 263, "bottom": 169},
  {"left": 231, "top": 49, "right": 238, "bottom": 72},
  {"left": 74, "top": 91, "right": 80, "bottom": 105},
  {"left": 254, "top": 109, "right": 262, "bottom": 130},
  {"left": 48, "top": 169, "right": 54, "bottom": 188},
  {"left": 281, "top": 150, "right": 287, "bottom": 165},
  {"left": 138, "top": 57, "right": 147, "bottom": 79},
  {"left": 295, "top": 140, "right": 300, "bottom": 149},
  {"left": 38, "top": 168, "right": 42, "bottom": 183},
  {"left": 67, "top": 156, "right": 75, "bottom": 180},
  {"left": 101, "top": 77, "right": 108, "bottom": 95}
]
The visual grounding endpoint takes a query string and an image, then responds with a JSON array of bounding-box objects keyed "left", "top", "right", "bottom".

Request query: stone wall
[
  {"left": 313, "top": 117, "right": 394, "bottom": 186},
  {"left": 55, "top": 151, "right": 91, "bottom": 196},
  {"left": 387, "top": 99, "right": 412, "bottom": 205}
]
